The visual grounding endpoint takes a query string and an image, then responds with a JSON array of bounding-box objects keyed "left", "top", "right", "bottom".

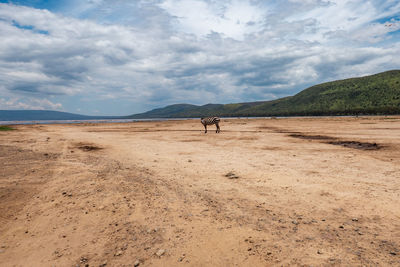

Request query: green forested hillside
[
  {"left": 245, "top": 69, "right": 400, "bottom": 116},
  {"left": 130, "top": 70, "right": 400, "bottom": 118}
]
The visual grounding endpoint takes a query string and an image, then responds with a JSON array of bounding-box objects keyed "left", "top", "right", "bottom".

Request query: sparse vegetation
[
  {"left": 130, "top": 70, "right": 400, "bottom": 118},
  {"left": 0, "top": 126, "right": 15, "bottom": 131}
]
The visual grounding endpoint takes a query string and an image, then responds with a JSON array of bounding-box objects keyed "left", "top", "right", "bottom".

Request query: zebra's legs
[
  {"left": 204, "top": 124, "right": 207, "bottom": 133},
  {"left": 216, "top": 123, "right": 220, "bottom": 133}
]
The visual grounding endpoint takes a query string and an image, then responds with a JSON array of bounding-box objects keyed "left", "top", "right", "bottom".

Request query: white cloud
[
  {"left": 0, "top": 1, "right": 399, "bottom": 115},
  {"left": 351, "top": 19, "right": 400, "bottom": 43},
  {"left": 0, "top": 97, "right": 62, "bottom": 110},
  {"left": 159, "top": 0, "right": 267, "bottom": 40}
]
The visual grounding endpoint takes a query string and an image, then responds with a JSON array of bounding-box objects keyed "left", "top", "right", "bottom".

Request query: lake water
[
  {"left": 0, "top": 116, "right": 373, "bottom": 125},
  {"left": 0, "top": 118, "right": 197, "bottom": 125},
  {"left": 0, "top": 117, "right": 280, "bottom": 125}
]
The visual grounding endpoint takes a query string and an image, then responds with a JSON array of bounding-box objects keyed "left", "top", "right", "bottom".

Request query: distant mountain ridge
[
  {"left": 129, "top": 70, "right": 400, "bottom": 118},
  {"left": 1, "top": 70, "right": 399, "bottom": 121},
  {"left": 0, "top": 110, "right": 122, "bottom": 121}
]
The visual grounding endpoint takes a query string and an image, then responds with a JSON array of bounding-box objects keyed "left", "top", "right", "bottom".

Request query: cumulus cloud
[
  {"left": 0, "top": 1, "right": 399, "bottom": 115},
  {"left": 158, "top": 0, "right": 267, "bottom": 40},
  {"left": 0, "top": 97, "right": 62, "bottom": 110}
]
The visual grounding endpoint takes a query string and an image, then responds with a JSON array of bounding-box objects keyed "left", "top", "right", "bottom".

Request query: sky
[{"left": 0, "top": 0, "right": 399, "bottom": 115}]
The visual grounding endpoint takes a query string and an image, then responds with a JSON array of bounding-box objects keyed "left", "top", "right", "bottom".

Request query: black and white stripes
[{"left": 200, "top": 117, "right": 221, "bottom": 133}]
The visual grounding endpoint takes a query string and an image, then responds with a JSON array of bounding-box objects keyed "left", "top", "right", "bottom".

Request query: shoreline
[{"left": 1, "top": 114, "right": 400, "bottom": 126}]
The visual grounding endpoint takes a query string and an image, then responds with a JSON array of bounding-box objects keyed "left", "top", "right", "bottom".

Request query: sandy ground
[{"left": 0, "top": 117, "right": 399, "bottom": 266}]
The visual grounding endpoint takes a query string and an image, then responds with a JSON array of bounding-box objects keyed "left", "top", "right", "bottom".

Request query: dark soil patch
[
  {"left": 76, "top": 143, "right": 103, "bottom": 151},
  {"left": 225, "top": 172, "right": 239, "bottom": 179},
  {"left": 287, "top": 133, "right": 381, "bottom": 150},
  {"left": 238, "top": 136, "right": 259, "bottom": 141},
  {"left": 261, "top": 146, "right": 281, "bottom": 150},
  {"left": 328, "top": 141, "right": 380, "bottom": 150},
  {"left": 288, "top": 134, "right": 336, "bottom": 141},
  {"left": 277, "top": 130, "right": 302, "bottom": 134}
]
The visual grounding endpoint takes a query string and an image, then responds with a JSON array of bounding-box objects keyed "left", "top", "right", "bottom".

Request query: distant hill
[
  {"left": 0, "top": 110, "right": 122, "bottom": 121},
  {"left": 129, "top": 104, "right": 198, "bottom": 119},
  {"left": 129, "top": 70, "right": 400, "bottom": 118},
  {"left": 3, "top": 70, "right": 399, "bottom": 121}
]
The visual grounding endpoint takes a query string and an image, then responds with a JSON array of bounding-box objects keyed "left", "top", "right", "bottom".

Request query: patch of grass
[{"left": 0, "top": 126, "right": 15, "bottom": 131}]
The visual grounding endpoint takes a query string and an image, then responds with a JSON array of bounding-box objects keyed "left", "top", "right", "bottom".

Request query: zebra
[{"left": 201, "top": 117, "right": 221, "bottom": 133}]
